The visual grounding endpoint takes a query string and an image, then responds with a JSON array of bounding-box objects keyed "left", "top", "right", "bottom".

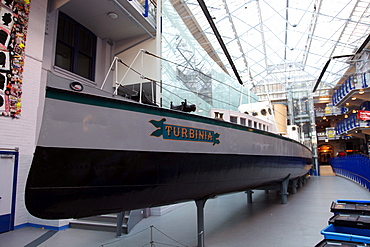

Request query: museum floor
[{"left": 2, "top": 169, "right": 370, "bottom": 247}]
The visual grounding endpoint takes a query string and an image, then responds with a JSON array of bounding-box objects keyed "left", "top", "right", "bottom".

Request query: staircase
[{"left": 69, "top": 212, "right": 131, "bottom": 234}]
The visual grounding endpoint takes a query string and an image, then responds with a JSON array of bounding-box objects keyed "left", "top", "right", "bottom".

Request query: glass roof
[{"left": 182, "top": 0, "right": 370, "bottom": 96}]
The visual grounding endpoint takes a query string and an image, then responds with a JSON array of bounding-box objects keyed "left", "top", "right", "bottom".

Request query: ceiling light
[
  {"left": 359, "top": 90, "right": 364, "bottom": 94},
  {"left": 108, "top": 12, "right": 118, "bottom": 19},
  {"left": 346, "top": 102, "right": 350, "bottom": 106},
  {"left": 352, "top": 97, "right": 357, "bottom": 100}
]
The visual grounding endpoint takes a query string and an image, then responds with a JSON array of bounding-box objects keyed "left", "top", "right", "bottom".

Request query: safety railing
[
  {"left": 331, "top": 154, "right": 370, "bottom": 191},
  {"left": 332, "top": 73, "right": 370, "bottom": 106},
  {"left": 335, "top": 112, "right": 370, "bottom": 135}
]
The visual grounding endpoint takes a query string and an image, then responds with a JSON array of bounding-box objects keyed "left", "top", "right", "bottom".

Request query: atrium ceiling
[{"left": 180, "top": 0, "right": 370, "bottom": 96}]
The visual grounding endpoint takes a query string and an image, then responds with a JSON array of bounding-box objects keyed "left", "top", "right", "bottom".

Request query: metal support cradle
[
  {"left": 246, "top": 190, "right": 254, "bottom": 203},
  {"left": 279, "top": 174, "right": 290, "bottom": 204},
  {"left": 116, "top": 211, "right": 124, "bottom": 237},
  {"left": 291, "top": 178, "right": 298, "bottom": 194},
  {"left": 195, "top": 199, "right": 207, "bottom": 247}
]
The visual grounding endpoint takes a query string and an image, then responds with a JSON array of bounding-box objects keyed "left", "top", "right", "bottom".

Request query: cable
[
  {"left": 115, "top": 53, "right": 260, "bottom": 109},
  {"left": 152, "top": 226, "right": 188, "bottom": 247},
  {"left": 143, "top": 50, "right": 257, "bottom": 100},
  {"left": 99, "top": 227, "right": 150, "bottom": 246}
]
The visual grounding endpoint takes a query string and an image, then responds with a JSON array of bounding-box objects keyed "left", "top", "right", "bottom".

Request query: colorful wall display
[{"left": 0, "top": 0, "right": 30, "bottom": 118}]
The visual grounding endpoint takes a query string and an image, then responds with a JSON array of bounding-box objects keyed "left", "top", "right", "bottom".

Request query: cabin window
[
  {"left": 240, "top": 118, "right": 246, "bottom": 126},
  {"left": 248, "top": 119, "right": 252, "bottom": 127},
  {"left": 254, "top": 121, "right": 257, "bottom": 128},
  {"left": 230, "top": 116, "right": 238, "bottom": 124},
  {"left": 55, "top": 12, "right": 96, "bottom": 80}
]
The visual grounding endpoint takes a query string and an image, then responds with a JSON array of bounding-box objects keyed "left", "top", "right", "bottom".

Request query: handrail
[
  {"left": 331, "top": 154, "right": 370, "bottom": 191},
  {"left": 101, "top": 50, "right": 147, "bottom": 104}
]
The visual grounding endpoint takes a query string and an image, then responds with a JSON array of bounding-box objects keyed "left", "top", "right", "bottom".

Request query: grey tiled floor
[{"left": 2, "top": 175, "right": 370, "bottom": 247}]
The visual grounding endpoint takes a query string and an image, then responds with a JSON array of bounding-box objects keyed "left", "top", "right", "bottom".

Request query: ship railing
[
  {"left": 331, "top": 154, "right": 370, "bottom": 191},
  {"left": 101, "top": 50, "right": 156, "bottom": 105}
]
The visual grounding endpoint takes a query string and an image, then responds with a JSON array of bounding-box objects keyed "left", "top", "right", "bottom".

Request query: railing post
[{"left": 143, "top": 0, "right": 149, "bottom": 17}]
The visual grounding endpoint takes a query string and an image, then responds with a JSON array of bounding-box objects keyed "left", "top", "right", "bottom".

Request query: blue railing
[
  {"left": 331, "top": 154, "right": 370, "bottom": 191},
  {"left": 332, "top": 73, "right": 370, "bottom": 106}
]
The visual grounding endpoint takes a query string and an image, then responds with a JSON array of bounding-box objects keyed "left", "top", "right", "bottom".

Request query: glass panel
[
  {"left": 55, "top": 41, "right": 72, "bottom": 71},
  {"left": 161, "top": 0, "right": 258, "bottom": 117},
  {"left": 57, "top": 15, "right": 75, "bottom": 46},
  {"left": 77, "top": 52, "right": 91, "bottom": 79},
  {"left": 79, "top": 28, "right": 93, "bottom": 56}
]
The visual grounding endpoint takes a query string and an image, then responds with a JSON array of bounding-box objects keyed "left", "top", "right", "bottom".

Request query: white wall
[
  {"left": 0, "top": 0, "right": 49, "bottom": 227},
  {"left": 115, "top": 35, "right": 158, "bottom": 88}
]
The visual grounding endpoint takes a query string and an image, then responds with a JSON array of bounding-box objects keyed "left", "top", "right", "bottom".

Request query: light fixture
[
  {"left": 359, "top": 90, "right": 364, "bottom": 95},
  {"left": 325, "top": 139, "right": 329, "bottom": 142},
  {"left": 346, "top": 102, "right": 350, "bottom": 106},
  {"left": 344, "top": 115, "right": 348, "bottom": 118},
  {"left": 352, "top": 97, "right": 357, "bottom": 100},
  {"left": 107, "top": 12, "right": 118, "bottom": 19},
  {"left": 352, "top": 110, "right": 357, "bottom": 113},
  {"left": 323, "top": 116, "right": 327, "bottom": 120}
]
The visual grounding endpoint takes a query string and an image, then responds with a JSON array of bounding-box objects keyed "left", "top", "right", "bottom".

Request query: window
[
  {"left": 240, "top": 118, "right": 246, "bottom": 126},
  {"left": 248, "top": 119, "right": 252, "bottom": 127},
  {"left": 230, "top": 116, "right": 238, "bottom": 123},
  {"left": 55, "top": 12, "right": 96, "bottom": 80}
]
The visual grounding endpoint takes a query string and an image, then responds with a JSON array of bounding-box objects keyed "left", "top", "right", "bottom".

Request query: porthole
[
  {"left": 70, "top": 81, "right": 84, "bottom": 92},
  {"left": 261, "top": 109, "right": 267, "bottom": 116}
]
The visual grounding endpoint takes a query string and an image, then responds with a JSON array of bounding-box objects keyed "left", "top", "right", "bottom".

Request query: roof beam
[
  {"left": 196, "top": 0, "right": 244, "bottom": 85},
  {"left": 170, "top": 0, "right": 229, "bottom": 74}
]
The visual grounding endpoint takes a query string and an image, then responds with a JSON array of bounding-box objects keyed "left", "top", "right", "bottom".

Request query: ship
[
  {"left": 25, "top": 0, "right": 312, "bottom": 221},
  {"left": 25, "top": 78, "right": 312, "bottom": 220}
]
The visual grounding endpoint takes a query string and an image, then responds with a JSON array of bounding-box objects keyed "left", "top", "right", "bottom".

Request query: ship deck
[{"left": 3, "top": 169, "right": 370, "bottom": 247}]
